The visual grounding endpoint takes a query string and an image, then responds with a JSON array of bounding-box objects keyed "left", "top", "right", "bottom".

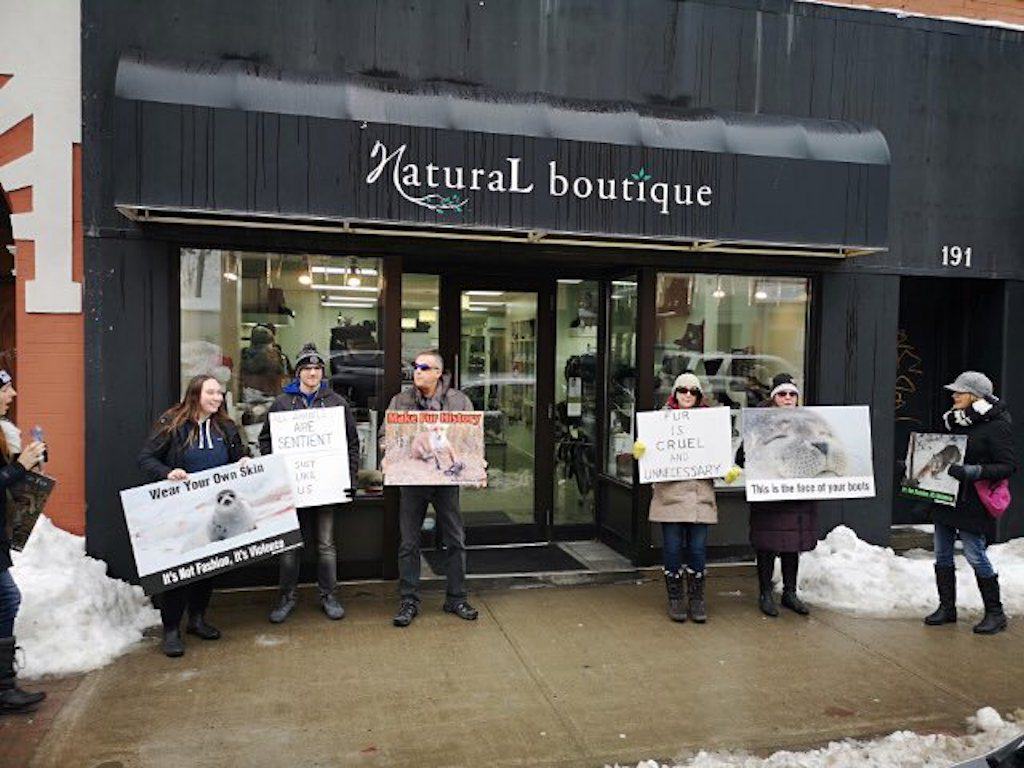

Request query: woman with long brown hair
[
  {"left": 0, "top": 368, "right": 47, "bottom": 713},
  {"left": 138, "top": 374, "right": 249, "bottom": 657}
]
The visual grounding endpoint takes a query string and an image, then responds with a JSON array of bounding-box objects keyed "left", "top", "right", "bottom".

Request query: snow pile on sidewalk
[
  {"left": 617, "top": 707, "right": 1023, "bottom": 768},
  {"left": 794, "top": 525, "right": 1024, "bottom": 618},
  {"left": 10, "top": 516, "right": 159, "bottom": 678}
]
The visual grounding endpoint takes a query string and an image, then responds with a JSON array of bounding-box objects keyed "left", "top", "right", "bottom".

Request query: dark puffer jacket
[
  {"left": 139, "top": 416, "right": 248, "bottom": 482},
  {"left": 932, "top": 397, "right": 1017, "bottom": 540},
  {"left": 258, "top": 381, "right": 360, "bottom": 484},
  {"left": 0, "top": 453, "right": 27, "bottom": 571}
]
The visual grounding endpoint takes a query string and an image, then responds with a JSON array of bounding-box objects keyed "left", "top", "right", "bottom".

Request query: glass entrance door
[{"left": 452, "top": 286, "right": 552, "bottom": 544}]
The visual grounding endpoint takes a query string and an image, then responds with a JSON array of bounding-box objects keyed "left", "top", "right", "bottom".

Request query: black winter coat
[
  {"left": 0, "top": 454, "right": 27, "bottom": 571},
  {"left": 138, "top": 417, "right": 248, "bottom": 482},
  {"left": 257, "top": 383, "right": 360, "bottom": 487},
  {"left": 932, "top": 397, "right": 1017, "bottom": 540}
]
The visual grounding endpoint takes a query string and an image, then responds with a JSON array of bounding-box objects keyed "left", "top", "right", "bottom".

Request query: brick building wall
[{"left": 804, "top": 0, "right": 1024, "bottom": 25}]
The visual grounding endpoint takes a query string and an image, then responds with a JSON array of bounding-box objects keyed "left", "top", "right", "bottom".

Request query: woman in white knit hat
[{"left": 634, "top": 372, "right": 718, "bottom": 623}]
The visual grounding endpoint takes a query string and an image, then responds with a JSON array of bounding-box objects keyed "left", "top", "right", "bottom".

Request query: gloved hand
[
  {"left": 947, "top": 464, "right": 982, "bottom": 482},
  {"left": 632, "top": 440, "right": 646, "bottom": 460},
  {"left": 723, "top": 466, "right": 742, "bottom": 484}
]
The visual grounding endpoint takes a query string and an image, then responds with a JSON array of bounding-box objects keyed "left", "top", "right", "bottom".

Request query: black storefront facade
[{"left": 83, "top": 0, "right": 1024, "bottom": 586}]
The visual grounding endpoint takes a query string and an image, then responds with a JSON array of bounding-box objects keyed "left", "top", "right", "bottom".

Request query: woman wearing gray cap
[{"left": 924, "top": 371, "right": 1017, "bottom": 635}]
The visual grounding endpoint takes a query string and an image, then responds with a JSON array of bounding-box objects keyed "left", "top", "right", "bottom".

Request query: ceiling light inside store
[
  {"left": 311, "top": 266, "right": 379, "bottom": 276},
  {"left": 223, "top": 271, "right": 238, "bottom": 281},
  {"left": 346, "top": 275, "right": 362, "bottom": 287},
  {"left": 467, "top": 307, "right": 489, "bottom": 312},
  {"left": 418, "top": 309, "right": 438, "bottom": 323},
  {"left": 611, "top": 280, "right": 635, "bottom": 287},
  {"left": 468, "top": 301, "right": 504, "bottom": 307},
  {"left": 298, "top": 274, "right": 312, "bottom": 286},
  {"left": 754, "top": 289, "right": 768, "bottom": 300},
  {"left": 465, "top": 290, "right": 503, "bottom": 296},
  {"left": 322, "top": 301, "right": 376, "bottom": 309},
  {"left": 557, "top": 279, "right": 583, "bottom": 285},
  {"left": 310, "top": 283, "right": 379, "bottom": 293},
  {"left": 401, "top": 317, "right": 417, "bottom": 329}
]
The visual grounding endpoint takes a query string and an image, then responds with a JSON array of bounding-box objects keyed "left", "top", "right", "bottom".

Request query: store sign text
[{"left": 365, "top": 140, "right": 713, "bottom": 216}]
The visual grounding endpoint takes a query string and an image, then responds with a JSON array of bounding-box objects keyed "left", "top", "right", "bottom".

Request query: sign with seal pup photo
[
  {"left": 635, "top": 407, "right": 732, "bottom": 484},
  {"left": 741, "top": 405, "right": 876, "bottom": 502},
  {"left": 119, "top": 455, "right": 301, "bottom": 595},
  {"left": 900, "top": 432, "right": 968, "bottom": 507},
  {"left": 382, "top": 411, "right": 487, "bottom": 486}
]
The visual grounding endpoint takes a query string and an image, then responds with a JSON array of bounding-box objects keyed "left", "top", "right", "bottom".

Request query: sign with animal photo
[
  {"left": 900, "top": 432, "right": 968, "bottom": 507},
  {"left": 269, "top": 406, "right": 352, "bottom": 507},
  {"left": 119, "top": 455, "right": 301, "bottom": 595},
  {"left": 741, "top": 405, "right": 876, "bottom": 502},
  {"left": 382, "top": 411, "right": 487, "bottom": 486},
  {"left": 635, "top": 407, "right": 732, "bottom": 484}
]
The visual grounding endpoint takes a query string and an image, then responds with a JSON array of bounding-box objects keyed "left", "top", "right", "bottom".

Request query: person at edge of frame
[
  {"left": 0, "top": 368, "right": 47, "bottom": 713},
  {"left": 383, "top": 349, "right": 479, "bottom": 628},
  {"left": 732, "top": 373, "right": 817, "bottom": 618},
  {"left": 923, "top": 370, "right": 1017, "bottom": 635},
  {"left": 259, "top": 343, "right": 360, "bottom": 625},
  {"left": 631, "top": 372, "right": 719, "bottom": 623},
  {"left": 138, "top": 374, "right": 250, "bottom": 657}
]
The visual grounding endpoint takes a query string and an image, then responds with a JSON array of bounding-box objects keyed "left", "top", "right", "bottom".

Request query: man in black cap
[{"left": 259, "top": 343, "right": 359, "bottom": 623}]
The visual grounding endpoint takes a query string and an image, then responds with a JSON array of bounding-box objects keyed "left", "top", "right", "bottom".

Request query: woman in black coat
[
  {"left": 138, "top": 374, "right": 249, "bottom": 657},
  {"left": 736, "top": 373, "right": 818, "bottom": 617},
  {"left": 923, "top": 371, "right": 1017, "bottom": 635}
]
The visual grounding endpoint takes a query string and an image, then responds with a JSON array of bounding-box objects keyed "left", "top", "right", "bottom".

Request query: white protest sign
[
  {"left": 119, "top": 455, "right": 301, "bottom": 595},
  {"left": 741, "top": 405, "right": 876, "bottom": 502},
  {"left": 270, "top": 406, "right": 352, "bottom": 506},
  {"left": 635, "top": 406, "right": 732, "bottom": 484}
]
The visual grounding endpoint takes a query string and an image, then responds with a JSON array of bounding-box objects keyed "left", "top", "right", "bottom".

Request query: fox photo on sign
[
  {"left": 741, "top": 405, "right": 875, "bottom": 502},
  {"left": 383, "top": 411, "right": 487, "bottom": 486},
  {"left": 120, "top": 455, "right": 301, "bottom": 595},
  {"left": 900, "top": 432, "right": 968, "bottom": 507},
  {"left": 270, "top": 406, "right": 352, "bottom": 507},
  {"left": 635, "top": 407, "right": 732, "bottom": 483}
]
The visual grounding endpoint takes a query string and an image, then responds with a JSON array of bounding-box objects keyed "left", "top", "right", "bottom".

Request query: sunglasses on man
[
  {"left": 413, "top": 363, "right": 439, "bottom": 372},
  {"left": 674, "top": 386, "right": 701, "bottom": 396}
]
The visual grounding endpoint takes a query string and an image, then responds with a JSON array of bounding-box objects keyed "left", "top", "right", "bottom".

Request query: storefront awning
[{"left": 114, "top": 55, "right": 890, "bottom": 255}]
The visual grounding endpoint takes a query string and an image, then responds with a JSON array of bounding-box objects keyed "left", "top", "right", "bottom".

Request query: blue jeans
[
  {"left": 661, "top": 522, "right": 709, "bottom": 575},
  {"left": 0, "top": 569, "right": 21, "bottom": 638},
  {"left": 934, "top": 522, "right": 996, "bottom": 578}
]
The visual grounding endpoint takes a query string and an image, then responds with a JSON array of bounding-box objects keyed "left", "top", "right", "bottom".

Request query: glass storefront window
[
  {"left": 179, "top": 249, "right": 385, "bottom": 493},
  {"left": 606, "top": 279, "right": 638, "bottom": 483},
  {"left": 401, "top": 274, "right": 440, "bottom": 382},
  {"left": 654, "top": 273, "right": 810, "bottom": 472}
]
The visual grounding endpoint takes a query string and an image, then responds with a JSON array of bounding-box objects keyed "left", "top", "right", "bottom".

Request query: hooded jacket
[
  {"left": 932, "top": 396, "right": 1017, "bottom": 539},
  {"left": 138, "top": 416, "right": 248, "bottom": 483},
  {"left": 385, "top": 374, "right": 473, "bottom": 413},
  {"left": 257, "top": 380, "right": 360, "bottom": 486}
]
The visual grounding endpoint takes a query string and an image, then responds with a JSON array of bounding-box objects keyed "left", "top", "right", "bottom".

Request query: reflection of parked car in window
[
  {"left": 657, "top": 350, "right": 795, "bottom": 408},
  {"left": 329, "top": 350, "right": 383, "bottom": 409}
]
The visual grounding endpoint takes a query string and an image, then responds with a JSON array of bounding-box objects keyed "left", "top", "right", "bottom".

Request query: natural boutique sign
[
  {"left": 114, "top": 101, "right": 889, "bottom": 248},
  {"left": 364, "top": 140, "right": 714, "bottom": 217}
]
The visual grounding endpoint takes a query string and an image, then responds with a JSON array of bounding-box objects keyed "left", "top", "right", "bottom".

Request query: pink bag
[{"left": 974, "top": 478, "right": 1012, "bottom": 519}]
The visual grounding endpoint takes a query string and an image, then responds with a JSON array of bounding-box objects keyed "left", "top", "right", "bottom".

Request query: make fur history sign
[
  {"left": 269, "top": 406, "right": 352, "bottom": 507},
  {"left": 382, "top": 411, "right": 487, "bottom": 486},
  {"left": 635, "top": 407, "right": 732, "bottom": 484},
  {"left": 120, "top": 455, "right": 301, "bottom": 595},
  {"left": 741, "top": 406, "right": 876, "bottom": 502},
  {"left": 900, "top": 432, "right": 968, "bottom": 507}
]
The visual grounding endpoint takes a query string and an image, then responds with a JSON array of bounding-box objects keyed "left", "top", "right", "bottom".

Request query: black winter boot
[
  {"left": 973, "top": 574, "right": 1008, "bottom": 635},
  {"left": 923, "top": 565, "right": 958, "bottom": 625},
  {"left": 186, "top": 613, "right": 222, "bottom": 640},
  {"left": 780, "top": 553, "right": 809, "bottom": 615},
  {"left": 686, "top": 569, "right": 707, "bottom": 623},
  {"left": 756, "top": 551, "right": 779, "bottom": 617},
  {"left": 0, "top": 637, "right": 46, "bottom": 714},
  {"left": 664, "top": 572, "right": 687, "bottom": 622},
  {"left": 161, "top": 628, "right": 185, "bottom": 657}
]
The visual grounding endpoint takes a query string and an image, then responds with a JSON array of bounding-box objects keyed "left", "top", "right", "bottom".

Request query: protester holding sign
[
  {"left": 734, "top": 373, "right": 817, "bottom": 618},
  {"left": 259, "top": 343, "right": 359, "bottom": 624},
  {"left": 924, "top": 371, "right": 1017, "bottom": 635},
  {"left": 383, "top": 350, "right": 479, "bottom": 627},
  {"left": 138, "top": 374, "right": 250, "bottom": 657},
  {"left": 633, "top": 373, "right": 720, "bottom": 623},
  {"left": 0, "top": 369, "right": 47, "bottom": 712}
]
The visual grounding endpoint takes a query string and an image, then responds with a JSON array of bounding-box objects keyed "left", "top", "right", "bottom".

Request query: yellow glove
[
  {"left": 723, "top": 466, "right": 742, "bottom": 484},
  {"left": 632, "top": 440, "right": 646, "bottom": 460}
]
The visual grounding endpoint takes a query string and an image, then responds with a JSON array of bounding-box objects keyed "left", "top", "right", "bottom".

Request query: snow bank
[
  {"left": 615, "top": 707, "right": 1023, "bottom": 768},
  {"left": 795, "top": 525, "right": 1024, "bottom": 618},
  {"left": 10, "top": 516, "right": 159, "bottom": 678}
]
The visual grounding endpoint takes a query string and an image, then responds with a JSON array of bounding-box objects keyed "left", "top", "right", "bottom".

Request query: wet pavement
[{"left": 14, "top": 570, "right": 1024, "bottom": 768}]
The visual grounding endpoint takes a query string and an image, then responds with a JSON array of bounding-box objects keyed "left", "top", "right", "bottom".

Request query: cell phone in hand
[{"left": 31, "top": 425, "right": 48, "bottom": 464}]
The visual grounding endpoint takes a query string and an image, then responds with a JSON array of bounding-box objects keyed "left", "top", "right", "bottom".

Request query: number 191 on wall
[{"left": 941, "top": 245, "right": 972, "bottom": 267}]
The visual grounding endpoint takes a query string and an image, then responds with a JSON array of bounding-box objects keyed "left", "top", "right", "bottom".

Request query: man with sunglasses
[{"left": 384, "top": 350, "right": 478, "bottom": 627}]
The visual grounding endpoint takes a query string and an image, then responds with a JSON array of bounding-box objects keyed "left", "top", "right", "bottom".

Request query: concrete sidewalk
[{"left": 25, "top": 571, "right": 1024, "bottom": 768}]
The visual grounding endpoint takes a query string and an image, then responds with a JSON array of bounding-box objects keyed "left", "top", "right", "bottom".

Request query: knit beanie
[
  {"left": 672, "top": 372, "right": 702, "bottom": 393},
  {"left": 295, "top": 343, "right": 326, "bottom": 370},
  {"left": 769, "top": 373, "right": 800, "bottom": 398}
]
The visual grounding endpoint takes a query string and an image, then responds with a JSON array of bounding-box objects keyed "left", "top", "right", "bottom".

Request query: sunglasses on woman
[
  {"left": 674, "top": 387, "right": 701, "bottom": 396},
  {"left": 776, "top": 390, "right": 799, "bottom": 398}
]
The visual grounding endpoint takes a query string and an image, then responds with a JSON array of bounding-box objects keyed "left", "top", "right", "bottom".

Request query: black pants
[
  {"left": 756, "top": 550, "right": 800, "bottom": 594},
  {"left": 159, "top": 580, "right": 214, "bottom": 630},
  {"left": 398, "top": 486, "right": 466, "bottom": 602}
]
